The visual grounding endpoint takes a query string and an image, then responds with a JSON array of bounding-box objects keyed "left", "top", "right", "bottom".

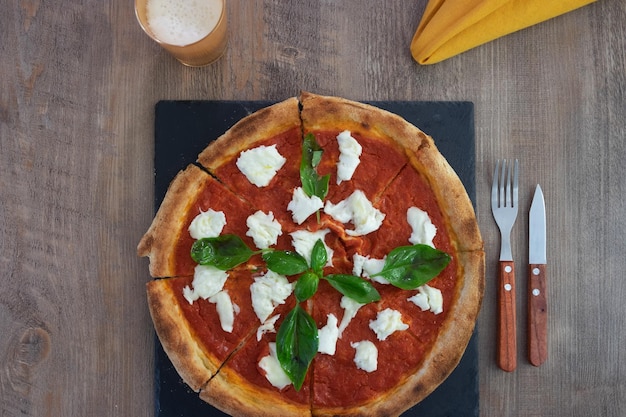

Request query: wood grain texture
[
  {"left": 528, "top": 264, "right": 548, "bottom": 367},
  {"left": 498, "top": 261, "right": 517, "bottom": 372},
  {"left": 1, "top": 0, "right": 625, "bottom": 416}
]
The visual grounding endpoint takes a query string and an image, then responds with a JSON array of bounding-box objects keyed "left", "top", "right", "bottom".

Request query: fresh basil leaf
[
  {"left": 263, "top": 250, "right": 309, "bottom": 276},
  {"left": 310, "top": 239, "right": 327, "bottom": 275},
  {"left": 314, "top": 173, "right": 330, "bottom": 200},
  {"left": 311, "top": 149, "right": 323, "bottom": 168},
  {"left": 301, "top": 133, "right": 330, "bottom": 200},
  {"left": 373, "top": 244, "right": 451, "bottom": 290},
  {"left": 324, "top": 274, "right": 381, "bottom": 304},
  {"left": 277, "top": 304, "right": 318, "bottom": 391},
  {"left": 191, "top": 235, "right": 255, "bottom": 270},
  {"left": 294, "top": 271, "right": 319, "bottom": 302}
]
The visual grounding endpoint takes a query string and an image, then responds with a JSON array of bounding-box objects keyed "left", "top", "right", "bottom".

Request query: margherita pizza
[{"left": 138, "top": 92, "right": 484, "bottom": 416}]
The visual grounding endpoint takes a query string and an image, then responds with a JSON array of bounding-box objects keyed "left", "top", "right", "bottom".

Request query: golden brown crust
[
  {"left": 197, "top": 97, "right": 301, "bottom": 171},
  {"left": 146, "top": 279, "right": 218, "bottom": 392},
  {"left": 137, "top": 164, "right": 210, "bottom": 277},
  {"left": 201, "top": 365, "right": 312, "bottom": 417},
  {"left": 407, "top": 137, "right": 483, "bottom": 253},
  {"left": 300, "top": 91, "right": 422, "bottom": 154}
]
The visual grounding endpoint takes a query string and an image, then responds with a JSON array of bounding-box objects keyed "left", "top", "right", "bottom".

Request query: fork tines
[{"left": 493, "top": 159, "right": 519, "bottom": 210}]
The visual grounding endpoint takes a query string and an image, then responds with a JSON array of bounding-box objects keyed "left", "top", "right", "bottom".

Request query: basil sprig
[
  {"left": 300, "top": 133, "right": 330, "bottom": 201},
  {"left": 275, "top": 239, "right": 379, "bottom": 390}
]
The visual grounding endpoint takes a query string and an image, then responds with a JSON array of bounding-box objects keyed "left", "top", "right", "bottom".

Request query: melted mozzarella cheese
[
  {"left": 183, "top": 264, "right": 228, "bottom": 304},
  {"left": 250, "top": 270, "right": 293, "bottom": 323},
  {"left": 318, "top": 314, "right": 339, "bottom": 355},
  {"left": 352, "top": 253, "right": 389, "bottom": 285},
  {"left": 336, "top": 130, "right": 362, "bottom": 184},
  {"left": 208, "top": 291, "right": 237, "bottom": 333},
  {"left": 246, "top": 210, "right": 282, "bottom": 249},
  {"left": 407, "top": 206, "right": 437, "bottom": 247},
  {"left": 259, "top": 342, "right": 291, "bottom": 389},
  {"left": 324, "top": 190, "right": 385, "bottom": 236},
  {"left": 338, "top": 296, "right": 364, "bottom": 337},
  {"left": 236, "top": 145, "right": 286, "bottom": 187},
  {"left": 369, "top": 308, "right": 408, "bottom": 341},
  {"left": 188, "top": 209, "right": 226, "bottom": 239},
  {"left": 289, "top": 229, "right": 333, "bottom": 266},
  {"left": 287, "top": 187, "right": 324, "bottom": 225},
  {"left": 256, "top": 314, "right": 280, "bottom": 341},
  {"left": 407, "top": 284, "right": 444, "bottom": 315},
  {"left": 351, "top": 340, "right": 378, "bottom": 372}
]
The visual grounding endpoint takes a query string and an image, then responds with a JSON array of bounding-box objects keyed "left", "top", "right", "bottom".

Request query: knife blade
[{"left": 528, "top": 184, "right": 547, "bottom": 366}]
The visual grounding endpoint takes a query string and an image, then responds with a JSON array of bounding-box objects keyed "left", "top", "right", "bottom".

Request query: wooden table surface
[{"left": 1, "top": 1, "right": 624, "bottom": 416}]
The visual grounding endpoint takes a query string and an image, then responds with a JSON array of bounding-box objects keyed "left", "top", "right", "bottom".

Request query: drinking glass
[{"left": 135, "top": 0, "right": 228, "bottom": 67}]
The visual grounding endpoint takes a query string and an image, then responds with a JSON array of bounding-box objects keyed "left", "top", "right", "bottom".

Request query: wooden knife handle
[
  {"left": 498, "top": 260, "right": 517, "bottom": 372},
  {"left": 528, "top": 264, "right": 548, "bottom": 366}
]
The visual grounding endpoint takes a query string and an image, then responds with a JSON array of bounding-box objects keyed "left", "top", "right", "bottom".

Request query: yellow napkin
[{"left": 411, "top": 0, "right": 598, "bottom": 64}]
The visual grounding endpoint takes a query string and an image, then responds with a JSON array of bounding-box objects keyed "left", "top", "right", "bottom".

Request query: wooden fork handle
[
  {"left": 528, "top": 264, "right": 548, "bottom": 366},
  {"left": 498, "top": 260, "right": 517, "bottom": 372}
]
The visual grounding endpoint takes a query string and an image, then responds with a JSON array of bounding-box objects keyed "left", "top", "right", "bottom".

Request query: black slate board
[{"left": 152, "top": 100, "right": 478, "bottom": 417}]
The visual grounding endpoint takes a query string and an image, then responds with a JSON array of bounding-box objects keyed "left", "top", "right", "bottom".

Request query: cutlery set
[{"left": 491, "top": 159, "right": 547, "bottom": 372}]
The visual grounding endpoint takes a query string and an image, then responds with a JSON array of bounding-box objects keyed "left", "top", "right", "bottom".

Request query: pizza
[{"left": 138, "top": 92, "right": 484, "bottom": 416}]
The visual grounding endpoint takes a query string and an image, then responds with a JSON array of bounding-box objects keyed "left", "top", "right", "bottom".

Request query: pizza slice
[
  {"left": 146, "top": 266, "right": 260, "bottom": 392},
  {"left": 299, "top": 92, "right": 409, "bottom": 203},
  {"left": 310, "top": 280, "right": 430, "bottom": 416},
  {"left": 196, "top": 97, "right": 304, "bottom": 233},
  {"left": 137, "top": 163, "right": 256, "bottom": 278},
  {"left": 200, "top": 297, "right": 311, "bottom": 417}
]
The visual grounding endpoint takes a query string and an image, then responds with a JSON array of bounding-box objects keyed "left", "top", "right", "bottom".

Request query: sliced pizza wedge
[
  {"left": 299, "top": 92, "right": 409, "bottom": 203},
  {"left": 200, "top": 297, "right": 312, "bottom": 417},
  {"left": 147, "top": 273, "right": 264, "bottom": 392},
  {"left": 137, "top": 163, "right": 256, "bottom": 277},
  {"left": 196, "top": 97, "right": 304, "bottom": 233}
]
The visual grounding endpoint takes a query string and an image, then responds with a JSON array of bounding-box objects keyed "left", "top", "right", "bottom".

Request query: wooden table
[{"left": 1, "top": 1, "right": 624, "bottom": 416}]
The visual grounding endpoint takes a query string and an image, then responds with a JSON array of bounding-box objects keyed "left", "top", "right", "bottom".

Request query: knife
[{"left": 528, "top": 184, "right": 548, "bottom": 366}]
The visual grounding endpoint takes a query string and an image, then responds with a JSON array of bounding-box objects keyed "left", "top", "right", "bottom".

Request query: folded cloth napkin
[{"left": 411, "top": 0, "right": 598, "bottom": 64}]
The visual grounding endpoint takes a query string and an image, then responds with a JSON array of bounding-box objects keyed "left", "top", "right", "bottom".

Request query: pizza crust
[
  {"left": 137, "top": 164, "right": 211, "bottom": 277},
  {"left": 197, "top": 97, "right": 302, "bottom": 172},
  {"left": 201, "top": 364, "right": 312, "bottom": 417},
  {"left": 146, "top": 278, "right": 218, "bottom": 392}
]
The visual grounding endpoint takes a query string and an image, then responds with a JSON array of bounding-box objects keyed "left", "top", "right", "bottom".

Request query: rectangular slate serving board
[{"left": 152, "top": 100, "right": 478, "bottom": 417}]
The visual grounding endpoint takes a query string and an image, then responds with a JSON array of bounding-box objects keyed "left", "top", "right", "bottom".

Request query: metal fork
[{"left": 491, "top": 159, "right": 519, "bottom": 372}]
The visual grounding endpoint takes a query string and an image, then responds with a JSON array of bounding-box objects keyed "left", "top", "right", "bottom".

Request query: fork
[{"left": 491, "top": 159, "right": 519, "bottom": 372}]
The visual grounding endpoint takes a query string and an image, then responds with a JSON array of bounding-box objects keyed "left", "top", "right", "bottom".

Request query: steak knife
[{"left": 528, "top": 184, "right": 547, "bottom": 366}]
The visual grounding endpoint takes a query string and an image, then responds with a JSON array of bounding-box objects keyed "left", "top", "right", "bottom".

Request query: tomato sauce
[{"left": 169, "top": 127, "right": 462, "bottom": 409}]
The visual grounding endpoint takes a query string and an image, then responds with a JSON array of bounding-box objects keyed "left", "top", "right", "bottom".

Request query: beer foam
[{"left": 146, "top": 0, "right": 223, "bottom": 46}]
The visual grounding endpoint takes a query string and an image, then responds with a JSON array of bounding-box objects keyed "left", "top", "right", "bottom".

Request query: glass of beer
[{"left": 135, "top": 0, "right": 228, "bottom": 67}]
